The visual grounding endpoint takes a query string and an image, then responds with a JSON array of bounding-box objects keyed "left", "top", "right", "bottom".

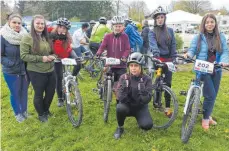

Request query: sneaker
[
  {"left": 114, "top": 127, "right": 124, "bottom": 139},
  {"left": 202, "top": 119, "right": 209, "bottom": 130},
  {"left": 44, "top": 111, "right": 53, "bottom": 117},
  {"left": 22, "top": 111, "right": 31, "bottom": 119},
  {"left": 15, "top": 114, "right": 25, "bottom": 123},
  {"left": 209, "top": 116, "right": 217, "bottom": 125},
  {"left": 164, "top": 108, "right": 173, "bottom": 118},
  {"left": 57, "top": 98, "right": 64, "bottom": 107},
  {"left": 38, "top": 115, "right": 48, "bottom": 122}
]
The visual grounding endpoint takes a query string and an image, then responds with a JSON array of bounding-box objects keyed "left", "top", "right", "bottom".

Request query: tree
[
  {"left": 173, "top": 0, "right": 212, "bottom": 15},
  {"left": 218, "top": 7, "right": 228, "bottom": 15},
  {"left": 1, "top": 1, "right": 11, "bottom": 25}
]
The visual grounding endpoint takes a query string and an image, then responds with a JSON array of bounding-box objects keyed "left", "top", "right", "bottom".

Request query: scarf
[{"left": 0, "top": 23, "right": 27, "bottom": 45}]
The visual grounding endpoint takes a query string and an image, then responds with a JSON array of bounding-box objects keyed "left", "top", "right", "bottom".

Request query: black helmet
[
  {"left": 99, "top": 17, "right": 107, "bottom": 24},
  {"left": 152, "top": 6, "right": 167, "bottom": 19},
  {"left": 127, "top": 52, "right": 145, "bottom": 65},
  {"left": 56, "top": 17, "right": 71, "bottom": 30}
]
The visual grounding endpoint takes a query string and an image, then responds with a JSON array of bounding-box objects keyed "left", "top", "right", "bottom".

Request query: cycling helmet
[
  {"left": 56, "top": 17, "right": 71, "bottom": 30},
  {"left": 124, "top": 17, "right": 132, "bottom": 23},
  {"left": 127, "top": 52, "right": 145, "bottom": 65},
  {"left": 99, "top": 17, "right": 107, "bottom": 24},
  {"left": 89, "top": 20, "right": 96, "bottom": 24},
  {"left": 111, "top": 16, "right": 124, "bottom": 25},
  {"left": 152, "top": 6, "right": 167, "bottom": 19}
]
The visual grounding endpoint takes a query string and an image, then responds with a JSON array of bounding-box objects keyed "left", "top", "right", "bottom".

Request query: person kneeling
[{"left": 114, "top": 52, "right": 153, "bottom": 139}]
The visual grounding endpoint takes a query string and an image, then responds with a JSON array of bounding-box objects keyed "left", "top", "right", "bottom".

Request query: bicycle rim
[
  {"left": 150, "top": 84, "right": 178, "bottom": 129},
  {"left": 66, "top": 80, "right": 83, "bottom": 127}
]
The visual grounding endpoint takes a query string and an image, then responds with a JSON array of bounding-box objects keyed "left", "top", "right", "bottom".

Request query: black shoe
[
  {"left": 57, "top": 98, "right": 64, "bottom": 107},
  {"left": 44, "top": 111, "right": 53, "bottom": 117},
  {"left": 114, "top": 127, "right": 124, "bottom": 139},
  {"left": 38, "top": 115, "right": 48, "bottom": 122}
]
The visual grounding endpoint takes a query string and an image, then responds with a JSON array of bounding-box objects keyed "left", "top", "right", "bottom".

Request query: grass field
[{"left": 1, "top": 65, "right": 229, "bottom": 151}]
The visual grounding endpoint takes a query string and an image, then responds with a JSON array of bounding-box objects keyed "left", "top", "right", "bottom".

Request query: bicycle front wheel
[
  {"left": 181, "top": 87, "right": 201, "bottom": 143},
  {"left": 103, "top": 80, "right": 112, "bottom": 122},
  {"left": 66, "top": 80, "right": 83, "bottom": 127},
  {"left": 150, "top": 84, "right": 178, "bottom": 129}
]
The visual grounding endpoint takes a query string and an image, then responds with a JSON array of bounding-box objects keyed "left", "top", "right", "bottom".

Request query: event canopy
[{"left": 166, "top": 10, "right": 203, "bottom": 25}]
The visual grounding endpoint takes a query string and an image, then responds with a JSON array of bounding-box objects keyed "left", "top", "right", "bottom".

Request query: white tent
[{"left": 166, "top": 10, "right": 203, "bottom": 25}]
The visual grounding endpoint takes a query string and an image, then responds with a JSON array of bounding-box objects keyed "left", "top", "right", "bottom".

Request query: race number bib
[
  {"left": 61, "top": 58, "right": 77, "bottom": 65},
  {"left": 105, "top": 58, "right": 120, "bottom": 65},
  {"left": 165, "top": 62, "right": 176, "bottom": 72},
  {"left": 194, "top": 60, "right": 214, "bottom": 74}
]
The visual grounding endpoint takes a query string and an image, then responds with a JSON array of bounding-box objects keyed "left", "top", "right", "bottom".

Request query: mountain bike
[{"left": 145, "top": 55, "right": 178, "bottom": 129}]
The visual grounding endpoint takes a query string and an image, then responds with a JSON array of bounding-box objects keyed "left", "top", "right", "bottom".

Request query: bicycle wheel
[
  {"left": 181, "top": 87, "right": 201, "bottom": 143},
  {"left": 103, "top": 80, "right": 112, "bottom": 122},
  {"left": 66, "top": 80, "right": 83, "bottom": 127},
  {"left": 150, "top": 84, "right": 178, "bottom": 129},
  {"left": 89, "top": 59, "right": 103, "bottom": 78}
]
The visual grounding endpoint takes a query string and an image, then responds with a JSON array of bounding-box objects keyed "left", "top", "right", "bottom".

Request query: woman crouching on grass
[{"left": 114, "top": 52, "right": 153, "bottom": 139}]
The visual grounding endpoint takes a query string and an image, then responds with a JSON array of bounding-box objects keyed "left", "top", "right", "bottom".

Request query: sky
[{"left": 4, "top": 0, "right": 229, "bottom": 11}]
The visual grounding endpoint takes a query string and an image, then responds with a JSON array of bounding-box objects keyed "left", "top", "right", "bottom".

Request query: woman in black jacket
[{"left": 114, "top": 52, "right": 153, "bottom": 139}]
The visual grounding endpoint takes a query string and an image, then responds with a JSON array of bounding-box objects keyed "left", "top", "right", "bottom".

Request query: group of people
[{"left": 1, "top": 6, "right": 228, "bottom": 140}]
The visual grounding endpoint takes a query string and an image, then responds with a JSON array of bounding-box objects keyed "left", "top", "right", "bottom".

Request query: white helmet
[{"left": 111, "top": 16, "right": 124, "bottom": 25}]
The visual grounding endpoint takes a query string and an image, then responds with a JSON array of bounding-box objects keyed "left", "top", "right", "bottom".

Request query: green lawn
[{"left": 1, "top": 66, "right": 229, "bottom": 151}]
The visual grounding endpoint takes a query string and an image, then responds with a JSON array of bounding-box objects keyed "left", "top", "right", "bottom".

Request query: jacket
[
  {"left": 20, "top": 33, "right": 56, "bottom": 73},
  {"left": 124, "top": 23, "right": 143, "bottom": 49},
  {"left": 90, "top": 24, "right": 112, "bottom": 43},
  {"left": 148, "top": 27, "right": 177, "bottom": 60},
  {"left": 187, "top": 33, "right": 229, "bottom": 64},
  {"left": 1, "top": 36, "right": 26, "bottom": 75},
  {"left": 116, "top": 74, "right": 152, "bottom": 106},
  {"left": 96, "top": 32, "right": 131, "bottom": 68}
]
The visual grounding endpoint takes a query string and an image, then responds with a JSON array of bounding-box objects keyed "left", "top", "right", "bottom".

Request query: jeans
[
  {"left": 89, "top": 42, "right": 100, "bottom": 55},
  {"left": 202, "top": 70, "right": 222, "bottom": 119},
  {"left": 28, "top": 71, "right": 56, "bottom": 116},
  {"left": 73, "top": 46, "right": 87, "bottom": 57},
  {"left": 3, "top": 73, "right": 28, "bottom": 115},
  {"left": 116, "top": 103, "right": 153, "bottom": 130}
]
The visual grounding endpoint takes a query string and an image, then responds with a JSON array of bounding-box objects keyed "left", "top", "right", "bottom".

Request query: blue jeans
[
  {"left": 73, "top": 46, "right": 87, "bottom": 57},
  {"left": 3, "top": 73, "right": 29, "bottom": 115},
  {"left": 202, "top": 70, "right": 222, "bottom": 119}
]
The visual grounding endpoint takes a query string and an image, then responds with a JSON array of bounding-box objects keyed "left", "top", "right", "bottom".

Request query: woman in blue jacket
[
  {"left": 184, "top": 13, "right": 229, "bottom": 130},
  {"left": 1, "top": 13, "right": 28, "bottom": 122},
  {"left": 148, "top": 6, "right": 177, "bottom": 117}
]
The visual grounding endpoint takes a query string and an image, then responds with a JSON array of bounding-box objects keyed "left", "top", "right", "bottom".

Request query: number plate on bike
[
  {"left": 105, "top": 58, "right": 120, "bottom": 65},
  {"left": 166, "top": 62, "right": 176, "bottom": 72},
  {"left": 61, "top": 58, "right": 77, "bottom": 65},
  {"left": 194, "top": 60, "right": 214, "bottom": 74}
]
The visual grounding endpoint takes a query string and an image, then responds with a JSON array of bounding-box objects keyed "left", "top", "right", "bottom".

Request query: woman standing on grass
[
  {"left": 1, "top": 13, "right": 28, "bottom": 123},
  {"left": 148, "top": 6, "right": 177, "bottom": 118},
  {"left": 20, "top": 15, "right": 57, "bottom": 123},
  {"left": 49, "top": 17, "right": 81, "bottom": 107},
  {"left": 184, "top": 13, "right": 229, "bottom": 130}
]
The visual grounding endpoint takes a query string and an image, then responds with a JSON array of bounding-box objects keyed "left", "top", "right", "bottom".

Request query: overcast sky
[{"left": 5, "top": 0, "right": 229, "bottom": 12}]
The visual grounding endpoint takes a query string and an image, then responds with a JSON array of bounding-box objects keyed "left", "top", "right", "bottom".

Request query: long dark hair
[
  {"left": 153, "top": 15, "right": 171, "bottom": 45},
  {"left": 197, "top": 13, "right": 221, "bottom": 53},
  {"left": 30, "top": 15, "right": 49, "bottom": 52},
  {"left": 50, "top": 25, "right": 72, "bottom": 50}
]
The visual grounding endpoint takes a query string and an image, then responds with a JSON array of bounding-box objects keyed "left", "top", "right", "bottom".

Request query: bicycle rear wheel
[
  {"left": 103, "top": 80, "right": 112, "bottom": 122},
  {"left": 181, "top": 87, "right": 201, "bottom": 143},
  {"left": 150, "top": 84, "right": 178, "bottom": 129},
  {"left": 66, "top": 80, "right": 83, "bottom": 127}
]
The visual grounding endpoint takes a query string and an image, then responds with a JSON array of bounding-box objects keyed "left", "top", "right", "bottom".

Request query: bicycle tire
[
  {"left": 66, "top": 80, "right": 83, "bottom": 127},
  {"left": 181, "top": 87, "right": 201, "bottom": 143},
  {"left": 151, "top": 84, "right": 178, "bottom": 129},
  {"left": 104, "top": 79, "right": 112, "bottom": 122}
]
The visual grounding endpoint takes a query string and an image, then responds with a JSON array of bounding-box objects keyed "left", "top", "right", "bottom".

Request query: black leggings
[
  {"left": 28, "top": 71, "right": 56, "bottom": 116},
  {"left": 116, "top": 103, "right": 153, "bottom": 130},
  {"left": 54, "top": 62, "right": 81, "bottom": 99}
]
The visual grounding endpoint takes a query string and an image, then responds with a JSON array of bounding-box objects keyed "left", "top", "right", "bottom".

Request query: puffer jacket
[{"left": 187, "top": 33, "right": 229, "bottom": 64}]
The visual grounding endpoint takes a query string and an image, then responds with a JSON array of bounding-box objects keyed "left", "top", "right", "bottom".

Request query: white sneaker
[{"left": 15, "top": 114, "right": 25, "bottom": 123}]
